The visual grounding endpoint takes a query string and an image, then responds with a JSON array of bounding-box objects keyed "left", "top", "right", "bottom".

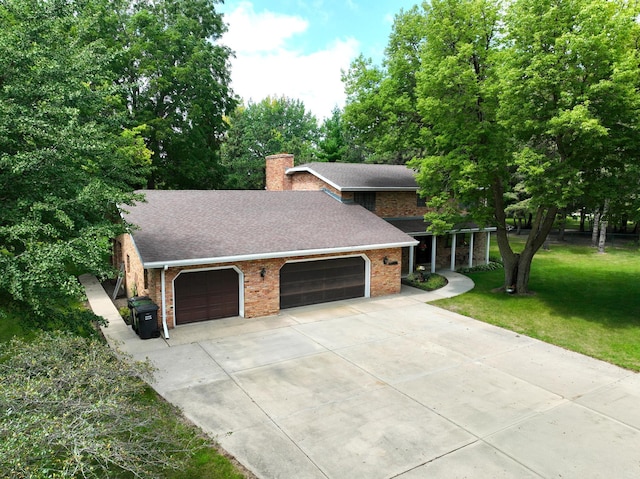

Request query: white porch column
[
  {"left": 486, "top": 231, "right": 491, "bottom": 264},
  {"left": 468, "top": 232, "right": 474, "bottom": 268},
  {"left": 431, "top": 235, "right": 437, "bottom": 273},
  {"left": 408, "top": 245, "right": 415, "bottom": 274},
  {"left": 450, "top": 233, "right": 457, "bottom": 271}
]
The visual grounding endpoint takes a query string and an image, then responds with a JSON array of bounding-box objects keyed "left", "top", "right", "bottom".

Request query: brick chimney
[{"left": 265, "top": 154, "right": 294, "bottom": 191}]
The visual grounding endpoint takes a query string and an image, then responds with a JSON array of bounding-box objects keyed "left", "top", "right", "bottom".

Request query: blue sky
[{"left": 217, "top": 1, "right": 419, "bottom": 120}]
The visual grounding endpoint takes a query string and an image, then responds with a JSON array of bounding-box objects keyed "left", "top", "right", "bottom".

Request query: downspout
[{"left": 161, "top": 265, "right": 170, "bottom": 339}]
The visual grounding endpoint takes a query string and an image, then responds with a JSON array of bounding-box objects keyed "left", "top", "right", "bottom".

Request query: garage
[
  {"left": 174, "top": 268, "right": 239, "bottom": 324},
  {"left": 280, "top": 256, "right": 366, "bottom": 309}
]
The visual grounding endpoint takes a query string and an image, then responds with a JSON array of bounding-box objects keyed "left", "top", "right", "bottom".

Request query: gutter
[
  {"left": 160, "top": 265, "right": 169, "bottom": 339},
  {"left": 143, "top": 241, "right": 419, "bottom": 270}
]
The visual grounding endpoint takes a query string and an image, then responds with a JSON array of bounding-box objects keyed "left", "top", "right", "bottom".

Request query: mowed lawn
[{"left": 434, "top": 236, "right": 640, "bottom": 371}]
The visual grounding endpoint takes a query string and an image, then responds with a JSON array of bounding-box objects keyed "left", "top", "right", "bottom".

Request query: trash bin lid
[
  {"left": 135, "top": 302, "right": 159, "bottom": 313},
  {"left": 128, "top": 296, "right": 153, "bottom": 309}
]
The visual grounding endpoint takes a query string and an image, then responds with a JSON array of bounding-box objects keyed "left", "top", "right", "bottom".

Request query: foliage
[
  {"left": 0, "top": 332, "right": 191, "bottom": 478},
  {"left": 116, "top": 0, "right": 236, "bottom": 189},
  {"left": 344, "top": 0, "right": 640, "bottom": 293},
  {"left": 437, "top": 239, "right": 640, "bottom": 371},
  {"left": 0, "top": 0, "right": 150, "bottom": 321},
  {"left": 221, "top": 96, "right": 319, "bottom": 189},
  {"left": 402, "top": 272, "right": 448, "bottom": 291},
  {"left": 342, "top": 7, "right": 429, "bottom": 164},
  {"left": 317, "top": 107, "right": 347, "bottom": 162},
  {"left": 456, "top": 261, "right": 503, "bottom": 274}
]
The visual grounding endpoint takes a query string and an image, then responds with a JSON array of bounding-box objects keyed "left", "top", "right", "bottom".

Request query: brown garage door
[
  {"left": 280, "top": 257, "right": 365, "bottom": 309},
  {"left": 174, "top": 269, "right": 239, "bottom": 324}
]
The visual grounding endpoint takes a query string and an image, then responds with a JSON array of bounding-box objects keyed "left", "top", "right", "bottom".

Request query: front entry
[
  {"left": 174, "top": 268, "right": 239, "bottom": 324},
  {"left": 280, "top": 257, "right": 366, "bottom": 309}
]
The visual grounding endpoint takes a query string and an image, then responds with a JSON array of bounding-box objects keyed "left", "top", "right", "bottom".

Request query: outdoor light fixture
[
  {"left": 383, "top": 256, "right": 398, "bottom": 266},
  {"left": 260, "top": 267, "right": 267, "bottom": 278}
]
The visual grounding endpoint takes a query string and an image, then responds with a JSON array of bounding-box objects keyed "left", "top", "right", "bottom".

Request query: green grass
[{"left": 435, "top": 238, "right": 640, "bottom": 371}]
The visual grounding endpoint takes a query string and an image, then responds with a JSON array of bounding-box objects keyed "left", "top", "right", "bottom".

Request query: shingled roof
[
  {"left": 285, "top": 162, "right": 419, "bottom": 191},
  {"left": 124, "top": 190, "right": 418, "bottom": 268}
]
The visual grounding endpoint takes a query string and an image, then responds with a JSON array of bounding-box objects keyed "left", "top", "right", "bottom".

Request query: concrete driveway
[{"left": 82, "top": 274, "right": 640, "bottom": 479}]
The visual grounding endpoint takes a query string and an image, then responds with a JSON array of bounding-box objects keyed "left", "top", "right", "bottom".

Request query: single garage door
[
  {"left": 280, "top": 257, "right": 365, "bottom": 309},
  {"left": 174, "top": 269, "right": 239, "bottom": 324}
]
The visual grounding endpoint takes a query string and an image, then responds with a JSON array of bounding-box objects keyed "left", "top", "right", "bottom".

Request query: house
[
  {"left": 266, "top": 154, "right": 495, "bottom": 275},
  {"left": 116, "top": 154, "right": 493, "bottom": 337}
]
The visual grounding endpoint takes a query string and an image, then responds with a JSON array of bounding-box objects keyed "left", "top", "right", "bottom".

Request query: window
[
  {"left": 354, "top": 192, "right": 376, "bottom": 211},
  {"left": 417, "top": 196, "right": 427, "bottom": 207}
]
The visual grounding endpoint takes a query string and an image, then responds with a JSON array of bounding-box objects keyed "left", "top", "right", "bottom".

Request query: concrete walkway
[{"left": 81, "top": 273, "right": 640, "bottom": 479}]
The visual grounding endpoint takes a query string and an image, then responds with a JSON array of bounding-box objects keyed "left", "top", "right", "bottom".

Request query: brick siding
[{"left": 118, "top": 234, "right": 404, "bottom": 329}]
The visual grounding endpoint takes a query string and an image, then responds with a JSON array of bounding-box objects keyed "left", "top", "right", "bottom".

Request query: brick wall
[
  {"left": 265, "top": 153, "right": 294, "bottom": 191},
  {"left": 119, "top": 233, "right": 148, "bottom": 299},
  {"left": 128, "top": 247, "right": 405, "bottom": 329},
  {"left": 375, "top": 191, "right": 429, "bottom": 218}
]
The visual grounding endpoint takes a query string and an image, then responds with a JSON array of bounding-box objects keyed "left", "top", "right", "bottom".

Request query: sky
[{"left": 217, "top": 0, "right": 420, "bottom": 120}]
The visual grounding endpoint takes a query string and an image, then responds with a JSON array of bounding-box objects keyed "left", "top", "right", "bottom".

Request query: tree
[
  {"left": 497, "top": 0, "right": 639, "bottom": 287},
  {"left": 407, "top": 0, "right": 640, "bottom": 293},
  {"left": 221, "top": 96, "right": 319, "bottom": 189},
  {"left": 342, "top": 7, "right": 429, "bottom": 164},
  {"left": 0, "top": 0, "right": 150, "bottom": 320},
  {"left": 118, "top": 0, "right": 236, "bottom": 189},
  {"left": 0, "top": 333, "right": 192, "bottom": 477},
  {"left": 318, "top": 107, "right": 347, "bottom": 162}
]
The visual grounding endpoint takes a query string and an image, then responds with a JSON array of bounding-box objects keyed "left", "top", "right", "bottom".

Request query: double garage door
[
  {"left": 280, "top": 257, "right": 366, "bottom": 309},
  {"left": 173, "top": 257, "right": 366, "bottom": 324}
]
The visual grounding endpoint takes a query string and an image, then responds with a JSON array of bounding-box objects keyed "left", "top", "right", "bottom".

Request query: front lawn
[{"left": 434, "top": 237, "right": 640, "bottom": 371}]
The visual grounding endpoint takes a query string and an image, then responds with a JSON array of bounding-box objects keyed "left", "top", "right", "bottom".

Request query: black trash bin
[
  {"left": 127, "top": 296, "right": 152, "bottom": 332},
  {"left": 134, "top": 302, "right": 160, "bottom": 339}
]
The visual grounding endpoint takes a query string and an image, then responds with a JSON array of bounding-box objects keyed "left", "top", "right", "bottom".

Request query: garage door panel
[
  {"left": 280, "top": 257, "right": 365, "bottom": 309},
  {"left": 175, "top": 269, "right": 239, "bottom": 324}
]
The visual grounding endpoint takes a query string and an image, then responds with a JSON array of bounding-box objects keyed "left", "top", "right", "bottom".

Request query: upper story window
[
  {"left": 417, "top": 196, "right": 427, "bottom": 207},
  {"left": 354, "top": 192, "right": 376, "bottom": 211}
]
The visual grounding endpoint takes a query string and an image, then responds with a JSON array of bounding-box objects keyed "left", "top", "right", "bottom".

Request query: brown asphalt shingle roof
[
  {"left": 286, "top": 162, "right": 419, "bottom": 191},
  {"left": 125, "top": 190, "right": 418, "bottom": 267}
]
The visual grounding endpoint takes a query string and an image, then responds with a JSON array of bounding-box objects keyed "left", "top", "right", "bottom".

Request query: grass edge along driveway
[{"left": 433, "top": 238, "right": 640, "bottom": 372}]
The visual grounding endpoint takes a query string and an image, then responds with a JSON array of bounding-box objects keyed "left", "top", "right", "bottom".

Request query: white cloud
[{"left": 221, "top": 2, "right": 360, "bottom": 120}]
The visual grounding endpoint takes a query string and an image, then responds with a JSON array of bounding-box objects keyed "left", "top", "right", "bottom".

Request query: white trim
[
  {"left": 486, "top": 231, "right": 491, "bottom": 264},
  {"left": 469, "top": 232, "right": 475, "bottom": 268},
  {"left": 161, "top": 266, "right": 170, "bottom": 339},
  {"left": 143, "top": 241, "right": 418, "bottom": 269},
  {"left": 450, "top": 233, "right": 457, "bottom": 271},
  {"left": 172, "top": 265, "right": 245, "bottom": 326},
  {"left": 408, "top": 246, "right": 415, "bottom": 275},
  {"left": 431, "top": 236, "right": 437, "bottom": 274},
  {"left": 280, "top": 253, "right": 371, "bottom": 298}
]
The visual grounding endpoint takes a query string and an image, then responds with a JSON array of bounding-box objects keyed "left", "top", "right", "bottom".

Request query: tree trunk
[
  {"left": 557, "top": 208, "right": 566, "bottom": 241},
  {"left": 492, "top": 178, "right": 558, "bottom": 294},
  {"left": 579, "top": 207, "right": 586, "bottom": 232},
  {"left": 598, "top": 199, "right": 609, "bottom": 254},
  {"left": 591, "top": 208, "right": 601, "bottom": 247}
]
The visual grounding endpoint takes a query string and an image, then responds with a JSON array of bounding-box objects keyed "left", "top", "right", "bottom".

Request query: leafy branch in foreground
[{"left": 0, "top": 333, "right": 194, "bottom": 478}]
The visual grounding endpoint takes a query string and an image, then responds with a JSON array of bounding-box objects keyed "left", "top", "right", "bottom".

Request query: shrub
[
  {"left": 0, "top": 332, "right": 193, "bottom": 478},
  {"left": 403, "top": 272, "right": 448, "bottom": 291},
  {"left": 457, "top": 261, "right": 504, "bottom": 274}
]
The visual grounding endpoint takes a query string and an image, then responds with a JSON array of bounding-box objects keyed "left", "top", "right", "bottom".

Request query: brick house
[
  {"left": 266, "top": 154, "right": 496, "bottom": 275},
  {"left": 116, "top": 154, "right": 493, "bottom": 338},
  {"left": 117, "top": 189, "right": 418, "bottom": 337}
]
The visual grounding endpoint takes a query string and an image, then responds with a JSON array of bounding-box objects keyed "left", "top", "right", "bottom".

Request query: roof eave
[{"left": 142, "top": 241, "right": 419, "bottom": 269}]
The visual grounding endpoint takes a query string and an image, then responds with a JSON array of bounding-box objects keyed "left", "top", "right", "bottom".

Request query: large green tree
[
  {"left": 344, "top": 0, "right": 640, "bottom": 292},
  {"left": 118, "top": 0, "right": 236, "bottom": 189},
  {"left": 0, "top": 0, "right": 150, "bottom": 320},
  {"left": 221, "top": 96, "right": 319, "bottom": 189},
  {"left": 342, "top": 7, "right": 429, "bottom": 164},
  {"left": 495, "top": 0, "right": 640, "bottom": 289}
]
